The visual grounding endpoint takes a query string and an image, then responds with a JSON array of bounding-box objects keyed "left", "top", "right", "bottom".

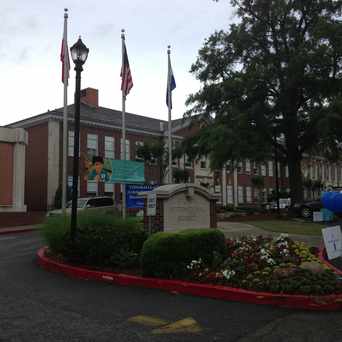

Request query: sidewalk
[
  {"left": 0, "top": 225, "right": 40, "bottom": 235},
  {"left": 218, "top": 221, "right": 322, "bottom": 247}
]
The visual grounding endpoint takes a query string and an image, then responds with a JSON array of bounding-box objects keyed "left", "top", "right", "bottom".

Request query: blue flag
[{"left": 166, "top": 57, "right": 176, "bottom": 109}]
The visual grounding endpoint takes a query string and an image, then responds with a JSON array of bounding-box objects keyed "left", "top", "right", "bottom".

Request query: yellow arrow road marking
[
  {"left": 127, "top": 315, "right": 169, "bottom": 327},
  {"left": 151, "top": 317, "right": 202, "bottom": 334}
]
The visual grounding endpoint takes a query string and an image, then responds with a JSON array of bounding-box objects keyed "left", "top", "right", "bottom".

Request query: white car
[
  {"left": 46, "top": 196, "right": 115, "bottom": 216},
  {"left": 264, "top": 198, "right": 291, "bottom": 210}
]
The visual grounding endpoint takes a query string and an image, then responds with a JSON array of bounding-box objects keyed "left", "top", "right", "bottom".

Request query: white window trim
[
  {"left": 105, "top": 136, "right": 115, "bottom": 159},
  {"left": 87, "top": 133, "right": 98, "bottom": 157},
  {"left": 245, "top": 159, "right": 251, "bottom": 172},
  {"left": 268, "top": 161, "right": 273, "bottom": 177}
]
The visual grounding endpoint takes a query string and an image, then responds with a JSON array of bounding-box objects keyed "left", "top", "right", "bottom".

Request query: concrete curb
[{"left": 37, "top": 247, "right": 342, "bottom": 311}]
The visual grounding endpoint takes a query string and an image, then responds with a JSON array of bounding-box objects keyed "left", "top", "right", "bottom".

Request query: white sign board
[
  {"left": 313, "top": 211, "right": 323, "bottom": 222},
  {"left": 147, "top": 193, "right": 157, "bottom": 216},
  {"left": 322, "top": 226, "right": 342, "bottom": 260}
]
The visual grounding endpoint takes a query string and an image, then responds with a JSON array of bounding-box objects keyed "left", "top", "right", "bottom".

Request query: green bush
[
  {"left": 141, "top": 229, "right": 227, "bottom": 279},
  {"left": 41, "top": 210, "right": 147, "bottom": 268}
]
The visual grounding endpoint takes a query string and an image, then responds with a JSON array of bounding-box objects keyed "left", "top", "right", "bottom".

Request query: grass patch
[{"left": 245, "top": 220, "right": 325, "bottom": 236}]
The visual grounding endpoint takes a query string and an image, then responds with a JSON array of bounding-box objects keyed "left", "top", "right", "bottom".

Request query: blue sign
[{"left": 126, "top": 184, "right": 156, "bottom": 209}]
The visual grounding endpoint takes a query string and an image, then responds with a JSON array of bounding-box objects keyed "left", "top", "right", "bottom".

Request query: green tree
[
  {"left": 136, "top": 139, "right": 184, "bottom": 184},
  {"left": 173, "top": 168, "right": 190, "bottom": 183},
  {"left": 186, "top": 0, "right": 342, "bottom": 204}
]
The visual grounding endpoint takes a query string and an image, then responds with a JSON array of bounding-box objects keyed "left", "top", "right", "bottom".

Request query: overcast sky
[{"left": 0, "top": 0, "right": 234, "bottom": 126}]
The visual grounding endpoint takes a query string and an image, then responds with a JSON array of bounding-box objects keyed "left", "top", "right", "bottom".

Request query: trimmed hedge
[
  {"left": 41, "top": 210, "right": 146, "bottom": 268},
  {"left": 141, "top": 229, "right": 227, "bottom": 279}
]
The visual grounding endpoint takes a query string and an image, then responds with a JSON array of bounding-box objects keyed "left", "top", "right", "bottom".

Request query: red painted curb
[
  {"left": 318, "top": 246, "right": 342, "bottom": 276},
  {"left": 37, "top": 247, "right": 342, "bottom": 311},
  {"left": 0, "top": 228, "right": 36, "bottom": 235}
]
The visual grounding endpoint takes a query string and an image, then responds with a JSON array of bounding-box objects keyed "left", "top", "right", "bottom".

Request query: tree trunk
[{"left": 285, "top": 118, "right": 304, "bottom": 205}]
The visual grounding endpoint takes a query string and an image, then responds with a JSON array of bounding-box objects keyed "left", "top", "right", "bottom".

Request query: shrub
[
  {"left": 141, "top": 229, "right": 227, "bottom": 279},
  {"left": 41, "top": 210, "right": 147, "bottom": 268},
  {"left": 41, "top": 214, "right": 70, "bottom": 256}
]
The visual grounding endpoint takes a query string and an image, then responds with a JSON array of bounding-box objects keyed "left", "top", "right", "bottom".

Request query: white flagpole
[
  {"left": 62, "top": 8, "right": 69, "bottom": 213},
  {"left": 167, "top": 45, "right": 172, "bottom": 184},
  {"left": 121, "top": 29, "right": 127, "bottom": 219}
]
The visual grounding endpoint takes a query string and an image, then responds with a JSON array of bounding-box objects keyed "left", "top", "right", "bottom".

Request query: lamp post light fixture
[{"left": 70, "top": 36, "right": 89, "bottom": 242}]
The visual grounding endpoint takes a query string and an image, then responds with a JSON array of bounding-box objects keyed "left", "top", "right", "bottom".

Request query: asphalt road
[{"left": 1, "top": 232, "right": 342, "bottom": 342}]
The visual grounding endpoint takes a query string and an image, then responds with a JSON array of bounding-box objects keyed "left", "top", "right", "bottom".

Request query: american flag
[
  {"left": 121, "top": 41, "right": 133, "bottom": 96},
  {"left": 166, "top": 63, "right": 176, "bottom": 109},
  {"left": 60, "top": 38, "right": 70, "bottom": 85}
]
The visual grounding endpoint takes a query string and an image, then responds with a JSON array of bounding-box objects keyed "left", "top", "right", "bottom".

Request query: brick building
[
  {"left": 6, "top": 87, "right": 342, "bottom": 211},
  {"left": 8, "top": 88, "right": 194, "bottom": 211}
]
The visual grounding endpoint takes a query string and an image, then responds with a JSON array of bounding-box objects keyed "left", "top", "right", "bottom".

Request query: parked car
[
  {"left": 292, "top": 200, "right": 323, "bottom": 219},
  {"left": 47, "top": 196, "right": 115, "bottom": 216},
  {"left": 263, "top": 198, "right": 291, "bottom": 210}
]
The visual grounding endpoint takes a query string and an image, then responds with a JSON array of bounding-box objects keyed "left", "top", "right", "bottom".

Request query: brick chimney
[{"left": 80, "top": 88, "right": 98, "bottom": 107}]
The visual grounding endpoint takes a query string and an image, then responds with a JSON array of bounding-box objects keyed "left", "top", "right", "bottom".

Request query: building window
[
  {"left": 237, "top": 161, "right": 243, "bottom": 174},
  {"left": 254, "top": 188, "right": 259, "bottom": 201},
  {"left": 253, "top": 162, "right": 259, "bottom": 175},
  {"left": 68, "top": 176, "right": 79, "bottom": 193},
  {"left": 268, "top": 161, "right": 273, "bottom": 177},
  {"left": 185, "top": 154, "right": 192, "bottom": 168},
  {"left": 87, "top": 180, "right": 97, "bottom": 193},
  {"left": 200, "top": 158, "right": 207, "bottom": 169},
  {"left": 227, "top": 185, "right": 233, "bottom": 204},
  {"left": 104, "top": 136, "right": 115, "bottom": 159},
  {"left": 238, "top": 186, "right": 244, "bottom": 204},
  {"left": 285, "top": 166, "right": 289, "bottom": 178},
  {"left": 68, "top": 131, "right": 75, "bottom": 157},
  {"left": 104, "top": 182, "right": 114, "bottom": 193},
  {"left": 246, "top": 186, "right": 252, "bottom": 203},
  {"left": 172, "top": 140, "right": 180, "bottom": 166},
  {"left": 329, "top": 166, "right": 332, "bottom": 181},
  {"left": 269, "top": 188, "right": 273, "bottom": 200},
  {"left": 135, "top": 141, "right": 144, "bottom": 161},
  {"left": 245, "top": 159, "right": 251, "bottom": 172},
  {"left": 87, "top": 134, "right": 98, "bottom": 159},
  {"left": 310, "top": 163, "right": 314, "bottom": 179},
  {"left": 261, "top": 164, "right": 266, "bottom": 176},
  {"left": 120, "top": 138, "right": 130, "bottom": 160}
]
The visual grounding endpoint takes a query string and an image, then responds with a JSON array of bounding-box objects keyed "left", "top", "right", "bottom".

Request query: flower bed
[
  {"left": 183, "top": 234, "right": 342, "bottom": 296},
  {"left": 37, "top": 246, "right": 342, "bottom": 311},
  {"left": 40, "top": 212, "right": 342, "bottom": 299}
]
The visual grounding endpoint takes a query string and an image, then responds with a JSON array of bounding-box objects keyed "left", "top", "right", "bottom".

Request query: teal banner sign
[{"left": 86, "top": 158, "right": 144, "bottom": 184}]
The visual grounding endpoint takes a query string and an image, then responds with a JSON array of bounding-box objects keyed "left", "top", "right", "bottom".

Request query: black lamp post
[
  {"left": 272, "top": 123, "right": 280, "bottom": 215},
  {"left": 70, "top": 36, "right": 89, "bottom": 242}
]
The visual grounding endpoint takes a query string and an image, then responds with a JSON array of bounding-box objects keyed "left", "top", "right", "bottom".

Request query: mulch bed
[{"left": 44, "top": 250, "right": 142, "bottom": 277}]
